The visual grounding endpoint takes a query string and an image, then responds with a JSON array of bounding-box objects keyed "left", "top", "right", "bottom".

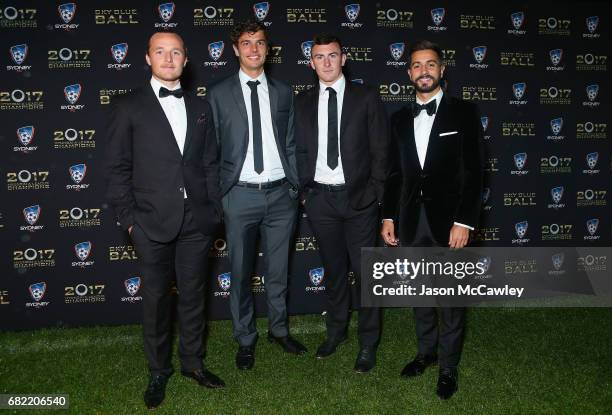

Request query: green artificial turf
[{"left": 1, "top": 308, "right": 611, "bottom": 414}]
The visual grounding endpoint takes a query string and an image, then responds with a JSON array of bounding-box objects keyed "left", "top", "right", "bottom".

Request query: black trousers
[
  {"left": 407, "top": 204, "right": 466, "bottom": 368},
  {"left": 304, "top": 187, "right": 381, "bottom": 347},
  {"left": 130, "top": 200, "right": 212, "bottom": 376}
]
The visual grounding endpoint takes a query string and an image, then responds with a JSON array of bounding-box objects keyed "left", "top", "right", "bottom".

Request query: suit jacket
[
  {"left": 105, "top": 85, "right": 222, "bottom": 242},
  {"left": 295, "top": 81, "right": 390, "bottom": 209},
  {"left": 382, "top": 94, "right": 484, "bottom": 244},
  {"left": 206, "top": 73, "right": 298, "bottom": 197}
]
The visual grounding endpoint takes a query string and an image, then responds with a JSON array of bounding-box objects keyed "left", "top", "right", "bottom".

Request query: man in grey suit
[{"left": 207, "top": 20, "right": 306, "bottom": 370}]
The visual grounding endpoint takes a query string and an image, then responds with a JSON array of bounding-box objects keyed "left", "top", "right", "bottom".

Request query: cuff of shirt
[{"left": 454, "top": 222, "right": 474, "bottom": 230}]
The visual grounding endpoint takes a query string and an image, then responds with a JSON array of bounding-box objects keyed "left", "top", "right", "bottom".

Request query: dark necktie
[
  {"left": 159, "top": 86, "right": 184, "bottom": 98},
  {"left": 247, "top": 80, "right": 263, "bottom": 174},
  {"left": 327, "top": 87, "right": 338, "bottom": 170},
  {"left": 411, "top": 99, "right": 437, "bottom": 117}
]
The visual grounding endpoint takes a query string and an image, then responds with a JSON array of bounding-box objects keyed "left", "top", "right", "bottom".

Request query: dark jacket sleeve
[
  {"left": 201, "top": 99, "right": 222, "bottom": 210},
  {"left": 367, "top": 87, "right": 390, "bottom": 202},
  {"left": 382, "top": 111, "right": 402, "bottom": 220}
]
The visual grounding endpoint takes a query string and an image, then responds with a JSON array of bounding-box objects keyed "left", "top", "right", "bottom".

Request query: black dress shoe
[
  {"left": 181, "top": 369, "right": 225, "bottom": 389},
  {"left": 236, "top": 345, "right": 255, "bottom": 370},
  {"left": 267, "top": 332, "right": 307, "bottom": 355},
  {"left": 143, "top": 374, "right": 169, "bottom": 409},
  {"left": 400, "top": 353, "right": 438, "bottom": 378},
  {"left": 353, "top": 346, "right": 377, "bottom": 373},
  {"left": 315, "top": 336, "right": 347, "bottom": 359},
  {"left": 436, "top": 367, "right": 458, "bottom": 400}
]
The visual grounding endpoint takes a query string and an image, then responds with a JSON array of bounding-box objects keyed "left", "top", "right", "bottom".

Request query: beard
[{"left": 413, "top": 75, "right": 441, "bottom": 93}]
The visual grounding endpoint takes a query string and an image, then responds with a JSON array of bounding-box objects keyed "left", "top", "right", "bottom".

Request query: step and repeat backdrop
[{"left": 1, "top": 1, "right": 610, "bottom": 330}]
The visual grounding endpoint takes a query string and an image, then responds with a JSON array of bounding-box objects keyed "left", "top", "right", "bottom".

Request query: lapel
[
  {"left": 182, "top": 93, "right": 195, "bottom": 156},
  {"left": 310, "top": 85, "right": 320, "bottom": 156},
  {"left": 339, "top": 79, "right": 354, "bottom": 145},
  {"left": 403, "top": 107, "right": 421, "bottom": 172},
  {"left": 422, "top": 93, "right": 447, "bottom": 173},
  {"left": 143, "top": 84, "right": 182, "bottom": 159},
  {"left": 267, "top": 76, "right": 282, "bottom": 150}
]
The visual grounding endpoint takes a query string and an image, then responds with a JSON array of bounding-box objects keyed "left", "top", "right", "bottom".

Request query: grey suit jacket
[{"left": 207, "top": 73, "right": 298, "bottom": 197}]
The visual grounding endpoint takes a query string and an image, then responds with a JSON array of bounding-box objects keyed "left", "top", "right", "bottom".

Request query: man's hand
[
  {"left": 448, "top": 224, "right": 469, "bottom": 249},
  {"left": 381, "top": 220, "right": 398, "bottom": 246}
]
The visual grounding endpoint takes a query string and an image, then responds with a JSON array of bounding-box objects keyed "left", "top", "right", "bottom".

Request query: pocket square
[
  {"left": 439, "top": 131, "right": 458, "bottom": 137},
  {"left": 196, "top": 113, "right": 207, "bottom": 125}
]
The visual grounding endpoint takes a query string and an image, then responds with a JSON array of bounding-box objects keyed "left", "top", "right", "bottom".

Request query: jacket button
[{"left": 420, "top": 174, "right": 428, "bottom": 179}]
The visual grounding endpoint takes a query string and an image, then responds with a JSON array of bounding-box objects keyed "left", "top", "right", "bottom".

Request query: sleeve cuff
[{"left": 454, "top": 222, "right": 474, "bottom": 231}]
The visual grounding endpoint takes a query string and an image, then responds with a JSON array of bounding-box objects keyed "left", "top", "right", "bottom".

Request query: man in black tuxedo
[
  {"left": 295, "top": 33, "right": 389, "bottom": 372},
  {"left": 381, "top": 40, "right": 484, "bottom": 399},
  {"left": 206, "top": 20, "right": 306, "bottom": 370},
  {"left": 105, "top": 31, "right": 225, "bottom": 409}
]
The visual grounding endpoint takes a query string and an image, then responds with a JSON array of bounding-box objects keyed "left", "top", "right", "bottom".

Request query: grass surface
[{"left": 1, "top": 308, "right": 611, "bottom": 414}]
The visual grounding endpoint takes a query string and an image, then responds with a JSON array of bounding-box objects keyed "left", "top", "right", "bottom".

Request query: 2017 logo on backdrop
[
  {"left": 13, "top": 248, "right": 55, "bottom": 269},
  {"left": 122, "top": 277, "right": 143, "bottom": 303},
  {"left": 584, "top": 219, "right": 600, "bottom": 241},
  {"left": 14, "top": 126, "right": 37, "bottom": 153},
  {"left": 538, "top": 16, "right": 571, "bottom": 36},
  {"left": 215, "top": 273, "right": 231, "bottom": 297},
  {"left": 203, "top": 41, "right": 227, "bottom": 68},
  {"left": 510, "top": 152, "right": 528, "bottom": 175},
  {"left": 341, "top": 4, "right": 362, "bottom": 28},
  {"left": 286, "top": 7, "right": 326, "bottom": 23},
  {"left": 547, "top": 118, "right": 565, "bottom": 141},
  {"left": 376, "top": 7, "right": 413, "bottom": 28},
  {"left": 297, "top": 41, "right": 313, "bottom": 65},
  {"left": 508, "top": 11, "right": 526, "bottom": 35},
  {"left": 540, "top": 155, "right": 572, "bottom": 174},
  {"left": 378, "top": 82, "right": 414, "bottom": 103},
  {"left": 428, "top": 8, "right": 447, "bottom": 31},
  {"left": 72, "top": 241, "right": 94, "bottom": 268},
  {"left": 0, "top": 6, "right": 37, "bottom": 28},
  {"left": 577, "top": 189, "right": 607, "bottom": 207},
  {"left": 577, "top": 253, "right": 607, "bottom": 273},
  {"left": 194, "top": 5, "right": 234, "bottom": 26},
  {"left": 26, "top": 282, "right": 50, "bottom": 308},
  {"left": 548, "top": 186, "right": 566, "bottom": 209},
  {"left": 53, "top": 128, "right": 96, "bottom": 149},
  {"left": 583, "top": 84, "right": 600, "bottom": 107},
  {"left": 583, "top": 16, "right": 600, "bottom": 39},
  {"left": 59, "top": 207, "right": 101, "bottom": 228},
  {"left": 61, "top": 84, "right": 85, "bottom": 111},
  {"left": 48, "top": 47, "right": 91, "bottom": 69},
  {"left": 306, "top": 268, "right": 325, "bottom": 293},
  {"left": 387, "top": 43, "right": 406, "bottom": 67},
  {"left": 94, "top": 8, "right": 139, "bottom": 24},
  {"left": 253, "top": 2, "right": 272, "bottom": 26},
  {"left": 21, "top": 204, "right": 43, "bottom": 231},
  {"left": 64, "top": 283, "right": 105, "bottom": 304},
  {"left": 576, "top": 53, "right": 607, "bottom": 71},
  {"left": 460, "top": 14, "right": 495, "bottom": 30},
  {"left": 7, "top": 44, "right": 31, "bottom": 72},
  {"left": 6, "top": 169, "right": 50, "bottom": 191},
  {"left": 577, "top": 121, "right": 607, "bottom": 140},
  {"left": 66, "top": 163, "right": 89, "bottom": 190},
  {"left": 500, "top": 52, "right": 534, "bottom": 67},
  {"left": 512, "top": 221, "right": 530, "bottom": 244},
  {"left": 156, "top": 2, "right": 177, "bottom": 28},
  {"left": 540, "top": 86, "right": 572, "bottom": 105},
  {"left": 546, "top": 49, "right": 565, "bottom": 71},
  {"left": 583, "top": 152, "right": 600, "bottom": 175},
  {"left": 469, "top": 46, "right": 488, "bottom": 70},
  {"left": 108, "top": 43, "right": 130, "bottom": 70},
  {"left": 510, "top": 82, "right": 528, "bottom": 105},
  {"left": 541, "top": 223, "right": 573, "bottom": 241},
  {"left": 56, "top": 3, "right": 78, "bottom": 30},
  {"left": 0, "top": 88, "right": 44, "bottom": 110}
]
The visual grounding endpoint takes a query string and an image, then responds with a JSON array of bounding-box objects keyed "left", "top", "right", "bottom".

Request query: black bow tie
[
  {"left": 411, "top": 100, "right": 437, "bottom": 117},
  {"left": 159, "top": 87, "right": 184, "bottom": 99}
]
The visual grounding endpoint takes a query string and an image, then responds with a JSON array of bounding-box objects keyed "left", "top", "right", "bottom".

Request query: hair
[
  {"left": 312, "top": 33, "right": 343, "bottom": 52},
  {"left": 407, "top": 40, "right": 443, "bottom": 65},
  {"left": 146, "top": 31, "right": 187, "bottom": 56},
  {"left": 230, "top": 20, "right": 268, "bottom": 45}
]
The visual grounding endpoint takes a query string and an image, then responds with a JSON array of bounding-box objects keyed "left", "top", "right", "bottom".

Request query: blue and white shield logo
[
  {"left": 472, "top": 46, "right": 487, "bottom": 64},
  {"left": 586, "top": 84, "right": 599, "bottom": 102},
  {"left": 125, "top": 277, "right": 141, "bottom": 296},
  {"left": 74, "top": 241, "right": 92, "bottom": 261},
  {"left": 23, "top": 205, "right": 41, "bottom": 225},
  {"left": 17, "top": 126, "right": 35, "bottom": 146},
  {"left": 431, "top": 8, "right": 445, "bottom": 26},
  {"left": 111, "top": 43, "right": 128, "bottom": 64},
  {"left": 478, "top": 257, "right": 491, "bottom": 273},
  {"left": 301, "top": 41, "right": 314, "bottom": 59},
  {"left": 586, "top": 152, "right": 599, "bottom": 169},
  {"left": 551, "top": 186, "right": 564, "bottom": 204},
  {"left": 208, "top": 41, "right": 224, "bottom": 61},
  {"left": 513, "top": 152, "right": 527, "bottom": 170},
  {"left": 480, "top": 116, "right": 489, "bottom": 132},
  {"left": 550, "top": 118, "right": 563, "bottom": 136},
  {"left": 549, "top": 49, "right": 563, "bottom": 66},
  {"left": 389, "top": 43, "right": 405, "bottom": 61},
  {"left": 158, "top": 3, "right": 175, "bottom": 22},
  {"left": 309, "top": 268, "right": 324, "bottom": 286},
  {"left": 253, "top": 2, "right": 269, "bottom": 21},
  {"left": 217, "top": 272, "right": 231, "bottom": 291},
  {"left": 10, "top": 44, "right": 28, "bottom": 65},
  {"left": 345, "top": 4, "right": 360, "bottom": 22},
  {"left": 69, "top": 163, "right": 87, "bottom": 184},
  {"left": 510, "top": 11, "right": 524, "bottom": 30},
  {"left": 586, "top": 218, "right": 599, "bottom": 236},
  {"left": 64, "top": 84, "right": 81, "bottom": 105},
  {"left": 515, "top": 221, "right": 528, "bottom": 239},
  {"left": 512, "top": 82, "right": 526, "bottom": 100},
  {"left": 29, "top": 282, "right": 47, "bottom": 302},
  {"left": 551, "top": 253, "right": 564, "bottom": 271},
  {"left": 586, "top": 16, "right": 599, "bottom": 34},
  {"left": 58, "top": 3, "right": 76, "bottom": 23},
  {"left": 482, "top": 187, "right": 491, "bottom": 204}
]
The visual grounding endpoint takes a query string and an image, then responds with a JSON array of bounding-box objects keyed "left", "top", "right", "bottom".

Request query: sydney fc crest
[
  {"left": 387, "top": 43, "right": 406, "bottom": 66},
  {"left": 122, "top": 277, "right": 142, "bottom": 302},
  {"left": 585, "top": 84, "right": 599, "bottom": 103},
  {"left": 67, "top": 163, "right": 89, "bottom": 190},
  {"left": 549, "top": 49, "right": 563, "bottom": 68},
  {"left": 430, "top": 8, "right": 446, "bottom": 27},
  {"left": 10, "top": 44, "right": 28, "bottom": 65},
  {"left": 585, "top": 218, "right": 599, "bottom": 239},
  {"left": 306, "top": 268, "right": 325, "bottom": 292},
  {"left": 514, "top": 221, "right": 528, "bottom": 240},
  {"left": 158, "top": 3, "right": 175, "bottom": 22},
  {"left": 29, "top": 282, "right": 47, "bottom": 302},
  {"left": 23, "top": 205, "right": 41, "bottom": 226},
  {"left": 17, "top": 126, "right": 35, "bottom": 146},
  {"left": 551, "top": 186, "right": 564, "bottom": 205},
  {"left": 111, "top": 43, "right": 128, "bottom": 63},
  {"left": 586, "top": 16, "right": 599, "bottom": 35},
  {"left": 253, "top": 2, "right": 270, "bottom": 22},
  {"left": 345, "top": 4, "right": 360, "bottom": 22},
  {"left": 512, "top": 152, "right": 528, "bottom": 175},
  {"left": 473, "top": 46, "right": 487, "bottom": 64},
  {"left": 511, "top": 82, "right": 527, "bottom": 104},
  {"left": 73, "top": 241, "right": 94, "bottom": 267},
  {"left": 510, "top": 12, "right": 524, "bottom": 30},
  {"left": 551, "top": 253, "right": 565, "bottom": 273}
]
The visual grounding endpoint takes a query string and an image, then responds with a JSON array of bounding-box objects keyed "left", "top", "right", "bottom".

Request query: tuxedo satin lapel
[
  {"left": 182, "top": 93, "right": 195, "bottom": 156},
  {"left": 404, "top": 108, "right": 421, "bottom": 173},
  {"left": 422, "top": 95, "right": 447, "bottom": 173},
  {"left": 143, "top": 85, "right": 182, "bottom": 158}
]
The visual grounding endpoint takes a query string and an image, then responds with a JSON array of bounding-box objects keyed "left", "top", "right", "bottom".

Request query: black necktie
[
  {"left": 327, "top": 87, "right": 338, "bottom": 170},
  {"left": 411, "top": 100, "right": 437, "bottom": 117},
  {"left": 247, "top": 80, "right": 263, "bottom": 174},
  {"left": 159, "top": 86, "right": 184, "bottom": 98}
]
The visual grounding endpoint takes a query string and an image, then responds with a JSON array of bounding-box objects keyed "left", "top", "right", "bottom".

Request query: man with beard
[{"left": 381, "top": 40, "right": 484, "bottom": 399}]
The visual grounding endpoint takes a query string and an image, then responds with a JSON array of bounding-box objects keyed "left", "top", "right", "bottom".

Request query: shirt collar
[
  {"left": 150, "top": 76, "right": 182, "bottom": 97},
  {"left": 239, "top": 69, "right": 268, "bottom": 93},
  {"left": 416, "top": 88, "right": 443, "bottom": 106},
  {"left": 319, "top": 75, "right": 345, "bottom": 96}
]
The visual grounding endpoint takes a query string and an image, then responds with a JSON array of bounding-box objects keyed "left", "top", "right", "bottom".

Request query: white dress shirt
[
  {"left": 150, "top": 76, "right": 188, "bottom": 198},
  {"left": 237, "top": 70, "right": 285, "bottom": 183},
  {"left": 314, "top": 75, "right": 346, "bottom": 185}
]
